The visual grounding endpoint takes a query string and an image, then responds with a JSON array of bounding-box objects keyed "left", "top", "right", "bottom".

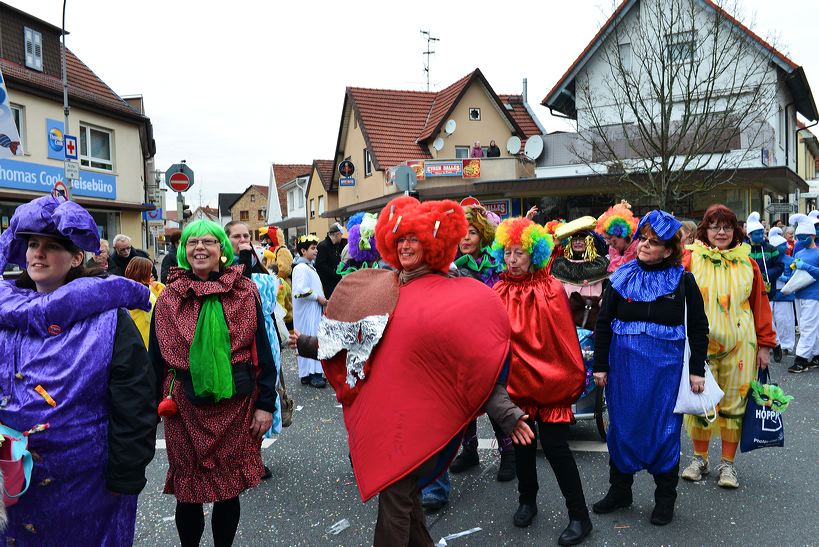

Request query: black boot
[
  {"left": 558, "top": 518, "right": 593, "bottom": 546},
  {"left": 592, "top": 460, "right": 633, "bottom": 514},
  {"left": 650, "top": 464, "right": 679, "bottom": 526},
  {"left": 772, "top": 345, "right": 783, "bottom": 363},
  {"left": 497, "top": 451, "right": 516, "bottom": 482},
  {"left": 449, "top": 448, "right": 479, "bottom": 473},
  {"left": 513, "top": 503, "right": 538, "bottom": 528}
]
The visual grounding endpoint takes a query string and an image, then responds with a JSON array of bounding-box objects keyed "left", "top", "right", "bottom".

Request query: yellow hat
[{"left": 554, "top": 216, "right": 597, "bottom": 241}]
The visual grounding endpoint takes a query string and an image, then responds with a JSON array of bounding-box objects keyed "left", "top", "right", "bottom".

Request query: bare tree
[{"left": 572, "top": 0, "right": 780, "bottom": 210}]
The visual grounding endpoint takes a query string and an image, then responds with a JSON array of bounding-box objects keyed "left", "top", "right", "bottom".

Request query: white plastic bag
[
  {"left": 673, "top": 303, "right": 725, "bottom": 420},
  {"left": 781, "top": 269, "right": 815, "bottom": 295}
]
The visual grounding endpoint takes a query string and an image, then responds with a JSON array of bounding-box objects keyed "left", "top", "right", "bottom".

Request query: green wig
[{"left": 177, "top": 219, "right": 233, "bottom": 270}]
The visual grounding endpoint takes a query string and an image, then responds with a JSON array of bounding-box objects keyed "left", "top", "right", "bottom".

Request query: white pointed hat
[
  {"left": 768, "top": 227, "right": 787, "bottom": 248},
  {"left": 796, "top": 217, "right": 817, "bottom": 236},
  {"left": 746, "top": 211, "right": 764, "bottom": 234}
]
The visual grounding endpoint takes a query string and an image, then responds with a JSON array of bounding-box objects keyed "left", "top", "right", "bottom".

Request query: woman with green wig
[{"left": 149, "top": 219, "right": 278, "bottom": 547}]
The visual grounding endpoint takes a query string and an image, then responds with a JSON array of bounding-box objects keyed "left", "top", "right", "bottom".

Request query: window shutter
[{"left": 24, "top": 28, "right": 43, "bottom": 71}]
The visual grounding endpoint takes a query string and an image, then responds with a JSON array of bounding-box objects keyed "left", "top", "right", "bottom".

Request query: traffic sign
[
  {"left": 165, "top": 163, "right": 194, "bottom": 192},
  {"left": 64, "top": 160, "right": 80, "bottom": 181},
  {"left": 766, "top": 203, "right": 796, "bottom": 214},
  {"left": 460, "top": 196, "right": 481, "bottom": 208},
  {"left": 64, "top": 135, "right": 78, "bottom": 160},
  {"left": 168, "top": 172, "right": 191, "bottom": 192}
]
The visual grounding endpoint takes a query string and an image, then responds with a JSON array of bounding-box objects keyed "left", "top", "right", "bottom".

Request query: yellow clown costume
[{"left": 684, "top": 241, "right": 776, "bottom": 461}]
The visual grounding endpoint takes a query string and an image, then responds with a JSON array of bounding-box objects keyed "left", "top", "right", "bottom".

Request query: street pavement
[{"left": 135, "top": 348, "right": 818, "bottom": 546}]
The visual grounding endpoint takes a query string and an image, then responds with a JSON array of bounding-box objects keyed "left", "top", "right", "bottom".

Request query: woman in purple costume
[{"left": 0, "top": 196, "right": 157, "bottom": 546}]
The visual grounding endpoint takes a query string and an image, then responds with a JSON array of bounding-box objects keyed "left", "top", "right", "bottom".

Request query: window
[
  {"left": 309, "top": 198, "right": 315, "bottom": 219},
  {"left": 455, "top": 146, "right": 469, "bottom": 159},
  {"left": 468, "top": 108, "right": 481, "bottom": 121},
  {"left": 318, "top": 195, "right": 325, "bottom": 215},
  {"left": 666, "top": 31, "right": 694, "bottom": 64},
  {"left": 10, "top": 104, "right": 25, "bottom": 149},
  {"left": 297, "top": 189, "right": 304, "bottom": 208},
  {"left": 288, "top": 190, "right": 295, "bottom": 212},
  {"left": 251, "top": 194, "right": 256, "bottom": 202},
  {"left": 778, "top": 106, "right": 785, "bottom": 148},
  {"left": 619, "top": 43, "right": 632, "bottom": 71},
  {"left": 364, "top": 149, "right": 373, "bottom": 177},
  {"left": 258, "top": 209, "right": 266, "bottom": 221},
  {"left": 24, "top": 27, "right": 43, "bottom": 71},
  {"left": 240, "top": 210, "right": 249, "bottom": 221},
  {"left": 79, "top": 124, "right": 113, "bottom": 171}
]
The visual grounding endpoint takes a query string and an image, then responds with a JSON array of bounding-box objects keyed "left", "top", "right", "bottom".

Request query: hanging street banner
[{"left": 0, "top": 69, "right": 23, "bottom": 158}]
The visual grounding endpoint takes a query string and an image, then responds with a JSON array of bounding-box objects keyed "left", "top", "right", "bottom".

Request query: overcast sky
[{"left": 8, "top": 0, "right": 818, "bottom": 209}]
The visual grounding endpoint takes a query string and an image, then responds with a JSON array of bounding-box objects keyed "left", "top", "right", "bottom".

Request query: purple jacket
[{"left": 0, "top": 276, "right": 156, "bottom": 546}]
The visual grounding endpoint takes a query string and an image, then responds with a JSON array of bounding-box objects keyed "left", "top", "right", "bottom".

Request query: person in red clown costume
[
  {"left": 289, "top": 196, "right": 534, "bottom": 546},
  {"left": 490, "top": 216, "right": 593, "bottom": 546}
]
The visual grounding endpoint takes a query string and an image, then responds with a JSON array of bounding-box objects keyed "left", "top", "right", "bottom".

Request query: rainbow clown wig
[
  {"left": 375, "top": 196, "right": 467, "bottom": 273},
  {"left": 596, "top": 200, "right": 638, "bottom": 239},
  {"left": 490, "top": 217, "right": 555, "bottom": 271},
  {"left": 177, "top": 219, "right": 233, "bottom": 269}
]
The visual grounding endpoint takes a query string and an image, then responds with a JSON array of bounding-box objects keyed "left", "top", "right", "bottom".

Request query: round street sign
[
  {"left": 338, "top": 160, "right": 355, "bottom": 178},
  {"left": 168, "top": 172, "right": 191, "bottom": 192}
]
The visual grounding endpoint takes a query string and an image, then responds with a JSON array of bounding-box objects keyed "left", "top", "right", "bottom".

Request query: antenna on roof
[{"left": 420, "top": 30, "right": 440, "bottom": 92}]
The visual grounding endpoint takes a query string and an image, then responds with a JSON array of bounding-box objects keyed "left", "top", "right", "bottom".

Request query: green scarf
[
  {"left": 188, "top": 294, "right": 234, "bottom": 401},
  {"left": 453, "top": 247, "right": 494, "bottom": 273}
]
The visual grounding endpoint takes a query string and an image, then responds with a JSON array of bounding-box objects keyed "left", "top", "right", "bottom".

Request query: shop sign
[
  {"left": 46, "top": 119, "right": 65, "bottom": 160},
  {"left": 339, "top": 177, "right": 356, "bottom": 187},
  {"left": 0, "top": 158, "right": 116, "bottom": 199},
  {"left": 424, "top": 160, "right": 463, "bottom": 178},
  {"left": 483, "top": 199, "right": 512, "bottom": 218},
  {"left": 406, "top": 160, "right": 425, "bottom": 181},
  {"left": 462, "top": 159, "right": 481, "bottom": 179}
]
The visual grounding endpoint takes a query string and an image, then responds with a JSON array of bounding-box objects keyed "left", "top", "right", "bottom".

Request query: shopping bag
[
  {"left": 740, "top": 369, "right": 786, "bottom": 453},
  {"left": 0, "top": 423, "right": 33, "bottom": 507},
  {"left": 673, "top": 303, "right": 724, "bottom": 419},
  {"left": 781, "top": 269, "right": 815, "bottom": 295}
]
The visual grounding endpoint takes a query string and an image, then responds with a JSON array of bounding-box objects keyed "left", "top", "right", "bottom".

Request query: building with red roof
[{"left": 0, "top": 2, "right": 157, "bottom": 270}]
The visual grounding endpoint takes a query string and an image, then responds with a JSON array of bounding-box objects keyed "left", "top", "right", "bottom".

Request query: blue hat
[
  {"left": 0, "top": 195, "right": 100, "bottom": 273},
  {"left": 633, "top": 210, "right": 681, "bottom": 241}
]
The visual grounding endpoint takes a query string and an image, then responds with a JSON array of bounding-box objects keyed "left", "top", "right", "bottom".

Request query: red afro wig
[{"left": 376, "top": 196, "right": 467, "bottom": 273}]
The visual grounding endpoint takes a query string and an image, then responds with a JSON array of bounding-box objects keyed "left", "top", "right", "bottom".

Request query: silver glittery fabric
[{"left": 317, "top": 314, "right": 389, "bottom": 387}]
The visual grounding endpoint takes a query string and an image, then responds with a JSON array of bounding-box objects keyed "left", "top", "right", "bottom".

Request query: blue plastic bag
[{"left": 740, "top": 369, "right": 785, "bottom": 453}]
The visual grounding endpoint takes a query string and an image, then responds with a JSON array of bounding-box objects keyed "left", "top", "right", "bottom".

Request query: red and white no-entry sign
[{"left": 168, "top": 172, "right": 191, "bottom": 192}]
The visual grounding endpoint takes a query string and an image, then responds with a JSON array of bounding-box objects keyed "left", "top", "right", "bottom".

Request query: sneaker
[
  {"left": 300, "top": 376, "right": 311, "bottom": 385},
  {"left": 681, "top": 456, "right": 709, "bottom": 482},
  {"left": 788, "top": 358, "right": 808, "bottom": 373},
  {"left": 717, "top": 461, "right": 739, "bottom": 488},
  {"left": 810, "top": 356, "right": 819, "bottom": 369},
  {"left": 309, "top": 374, "right": 327, "bottom": 388},
  {"left": 772, "top": 345, "right": 783, "bottom": 363}
]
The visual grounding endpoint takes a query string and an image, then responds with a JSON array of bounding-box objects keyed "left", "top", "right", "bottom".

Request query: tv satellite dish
[
  {"left": 444, "top": 119, "right": 457, "bottom": 135},
  {"left": 506, "top": 136, "right": 522, "bottom": 155},
  {"left": 524, "top": 135, "right": 544, "bottom": 161},
  {"left": 432, "top": 137, "right": 445, "bottom": 151},
  {"left": 394, "top": 165, "right": 417, "bottom": 193}
]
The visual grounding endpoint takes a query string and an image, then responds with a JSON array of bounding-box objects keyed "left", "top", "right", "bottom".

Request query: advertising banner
[
  {"left": 462, "top": 159, "right": 481, "bottom": 179},
  {"left": 46, "top": 118, "right": 65, "bottom": 160},
  {"left": 424, "top": 160, "right": 463, "bottom": 178},
  {"left": 0, "top": 69, "right": 23, "bottom": 158},
  {"left": 406, "top": 160, "right": 425, "bottom": 181}
]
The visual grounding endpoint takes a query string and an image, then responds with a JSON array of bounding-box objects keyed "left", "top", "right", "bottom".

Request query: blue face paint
[
  {"left": 796, "top": 234, "right": 813, "bottom": 243},
  {"left": 749, "top": 230, "right": 765, "bottom": 244}
]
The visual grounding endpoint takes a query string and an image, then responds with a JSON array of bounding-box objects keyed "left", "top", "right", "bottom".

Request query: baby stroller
[{"left": 571, "top": 327, "right": 608, "bottom": 441}]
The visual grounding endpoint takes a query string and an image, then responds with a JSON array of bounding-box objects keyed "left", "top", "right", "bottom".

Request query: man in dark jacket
[
  {"left": 160, "top": 228, "right": 181, "bottom": 284},
  {"left": 108, "top": 233, "right": 157, "bottom": 279},
  {"left": 315, "top": 222, "right": 346, "bottom": 298}
]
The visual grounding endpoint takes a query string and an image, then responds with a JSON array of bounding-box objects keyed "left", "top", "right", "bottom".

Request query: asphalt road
[{"left": 135, "top": 348, "right": 818, "bottom": 546}]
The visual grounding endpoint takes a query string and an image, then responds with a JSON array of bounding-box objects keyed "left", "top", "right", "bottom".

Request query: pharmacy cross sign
[{"left": 64, "top": 135, "right": 78, "bottom": 160}]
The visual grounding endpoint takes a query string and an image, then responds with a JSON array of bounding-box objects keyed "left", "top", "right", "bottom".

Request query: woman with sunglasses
[{"left": 593, "top": 211, "right": 709, "bottom": 526}]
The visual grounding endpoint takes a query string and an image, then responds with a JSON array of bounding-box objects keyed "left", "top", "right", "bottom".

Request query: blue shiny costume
[{"left": 605, "top": 262, "right": 685, "bottom": 474}]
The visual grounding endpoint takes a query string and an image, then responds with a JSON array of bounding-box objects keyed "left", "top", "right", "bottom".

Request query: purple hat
[{"left": 0, "top": 195, "right": 100, "bottom": 272}]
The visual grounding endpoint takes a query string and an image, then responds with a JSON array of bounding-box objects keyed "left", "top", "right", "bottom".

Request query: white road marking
[
  {"left": 156, "top": 438, "right": 277, "bottom": 450},
  {"left": 478, "top": 438, "right": 608, "bottom": 453}
]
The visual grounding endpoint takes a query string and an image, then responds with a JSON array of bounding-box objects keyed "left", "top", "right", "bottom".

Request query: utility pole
[
  {"left": 420, "top": 30, "right": 439, "bottom": 92},
  {"left": 60, "top": 0, "right": 70, "bottom": 184}
]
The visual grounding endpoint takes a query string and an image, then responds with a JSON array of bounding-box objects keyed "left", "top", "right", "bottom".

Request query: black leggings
[
  {"left": 175, "top": 497, "right": 241, "bottom": 547},
  {"left": 514, "top": 421, "right": 589, "bottom": 521}
]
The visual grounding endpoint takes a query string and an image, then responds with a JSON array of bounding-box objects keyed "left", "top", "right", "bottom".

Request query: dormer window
[{"left": 24, "top": 27, "right": 43, "bottom": 72}]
